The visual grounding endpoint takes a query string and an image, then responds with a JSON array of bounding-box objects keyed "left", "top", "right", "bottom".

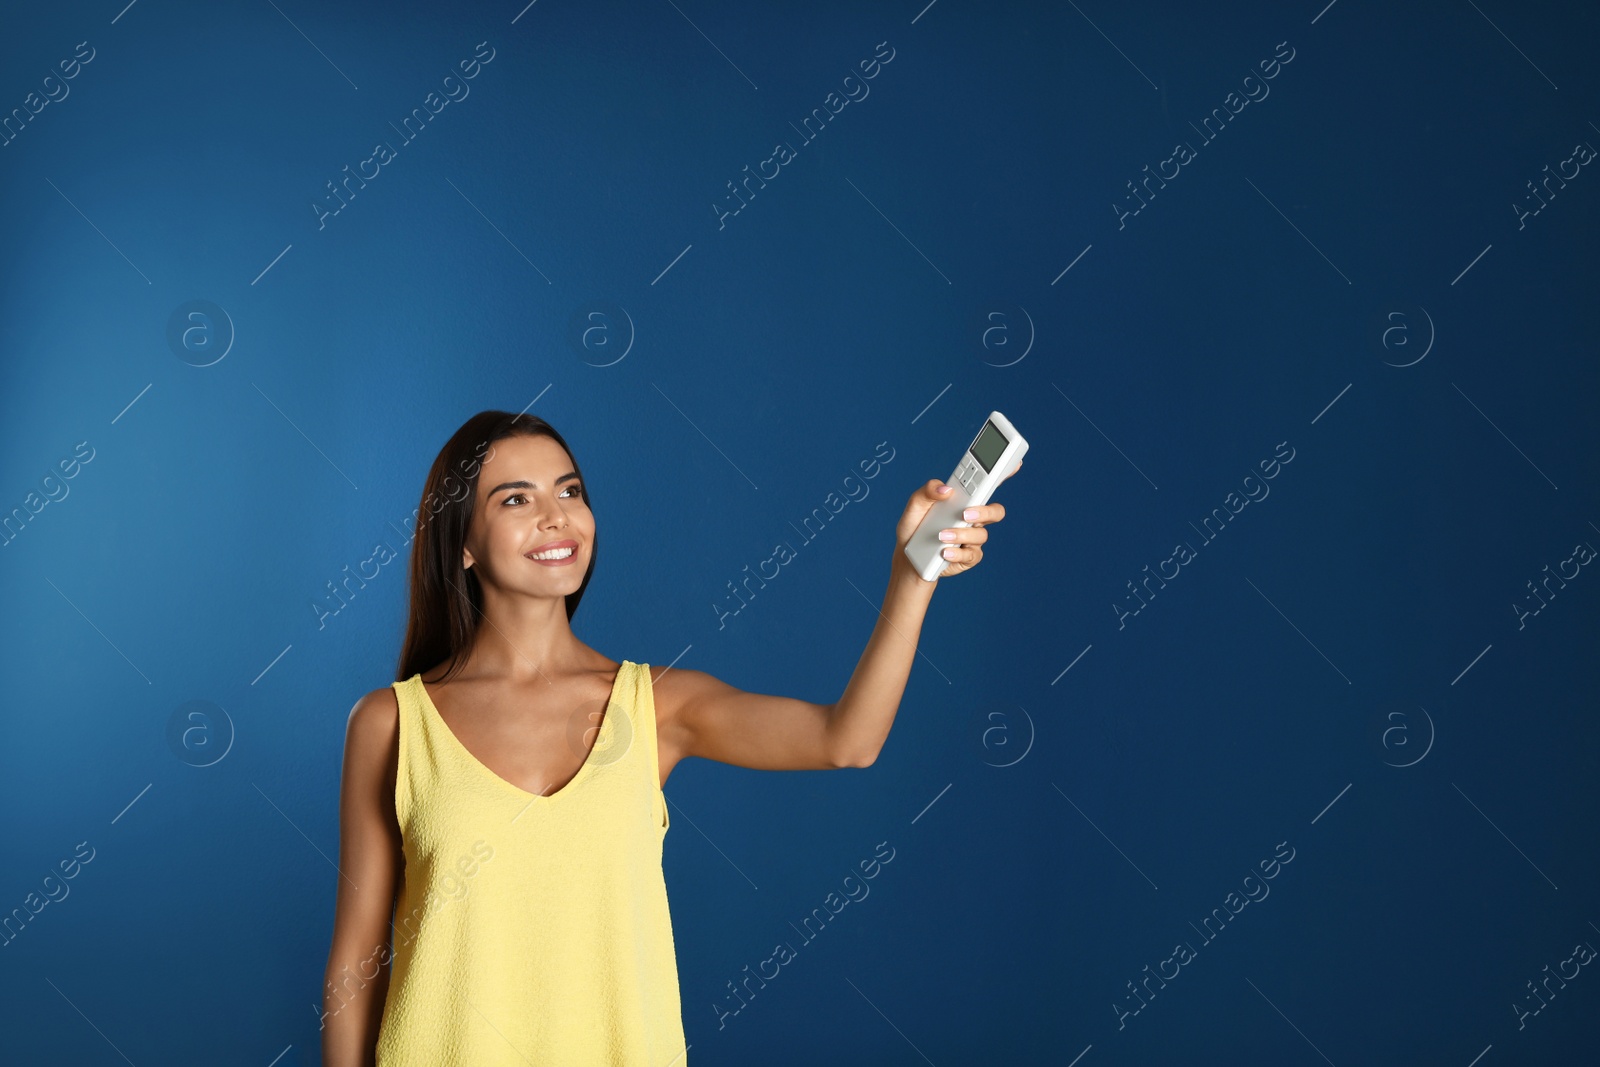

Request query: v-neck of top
[{"left": 411, "top": 660, "right": 630, "bottom": 805}]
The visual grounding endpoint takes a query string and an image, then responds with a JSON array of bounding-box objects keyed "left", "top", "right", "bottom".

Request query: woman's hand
[{"left": 892, "top": 460, "right": 1022, "bottom": 581}]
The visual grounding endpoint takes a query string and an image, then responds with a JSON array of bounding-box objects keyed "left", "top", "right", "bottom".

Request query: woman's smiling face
[{"left": 463, "top": 433, "right": 592, "bottom": 593}]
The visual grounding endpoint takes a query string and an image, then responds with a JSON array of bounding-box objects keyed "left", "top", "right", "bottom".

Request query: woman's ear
[{"left": 462, "top": 547, "right": 475, "bottom": 570}]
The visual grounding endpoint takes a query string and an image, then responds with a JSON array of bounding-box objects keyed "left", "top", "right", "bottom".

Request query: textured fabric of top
[{"left": 375, "top": 660, "right": 687, "bottom": 1066}]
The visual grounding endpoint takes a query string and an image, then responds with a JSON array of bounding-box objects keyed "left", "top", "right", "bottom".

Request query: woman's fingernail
[
  {"left": 939, "top": 530, "right": 955, "bottom": 541},
  {"left": 963, "top": 508, "right": 978, "bottom": 520},
  {"left": 937, "top": 485, "right": 951, "bottom": 493}
]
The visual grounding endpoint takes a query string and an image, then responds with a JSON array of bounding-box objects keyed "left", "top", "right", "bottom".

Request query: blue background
[{"left": 3, "top": 0, "right": 1597, "bottom": 1063}]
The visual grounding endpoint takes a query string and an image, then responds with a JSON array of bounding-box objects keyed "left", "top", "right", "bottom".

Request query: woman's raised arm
[{"left": 659, "top": 473, "right": 1017, "bottom": 773}]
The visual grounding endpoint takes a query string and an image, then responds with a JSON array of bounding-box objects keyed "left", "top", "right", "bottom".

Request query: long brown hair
[{"left": 395, "top": 411, "right": 596, "bottom": 683}]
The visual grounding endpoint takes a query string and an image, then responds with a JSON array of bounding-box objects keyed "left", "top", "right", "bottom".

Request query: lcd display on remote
[{"left": 970, "top": 420, "right": 1007, "bottom": 472}]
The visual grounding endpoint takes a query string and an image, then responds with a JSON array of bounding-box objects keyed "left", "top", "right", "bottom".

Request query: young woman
[{"left": 321, "top": 410, "right": 1018, "bottom": 1066}]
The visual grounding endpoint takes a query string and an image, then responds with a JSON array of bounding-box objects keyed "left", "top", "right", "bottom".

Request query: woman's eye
[{"left": 503, "top": 486, "right": 580, "bottom": 506}]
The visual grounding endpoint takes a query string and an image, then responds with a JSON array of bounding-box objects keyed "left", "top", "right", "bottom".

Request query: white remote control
[{"left": 903, "top": 411, "right": 1028, "bottom": 582}]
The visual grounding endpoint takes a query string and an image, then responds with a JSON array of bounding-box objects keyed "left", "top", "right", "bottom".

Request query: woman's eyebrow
[{"left": 486, "top": 472, "right": 579, "bottom": 495}]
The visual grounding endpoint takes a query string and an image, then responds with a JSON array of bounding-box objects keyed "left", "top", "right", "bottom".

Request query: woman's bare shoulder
[
  {"left": 645, "top": 662, "right": 716, "bottom": 733},
  {"left": 344, "top": 684, "right": 401, "bottom": 750}
]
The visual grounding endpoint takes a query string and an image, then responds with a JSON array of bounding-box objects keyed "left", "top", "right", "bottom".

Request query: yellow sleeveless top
[{"left": 376, "top": 660, "right": 688, "bottom": 1066}]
